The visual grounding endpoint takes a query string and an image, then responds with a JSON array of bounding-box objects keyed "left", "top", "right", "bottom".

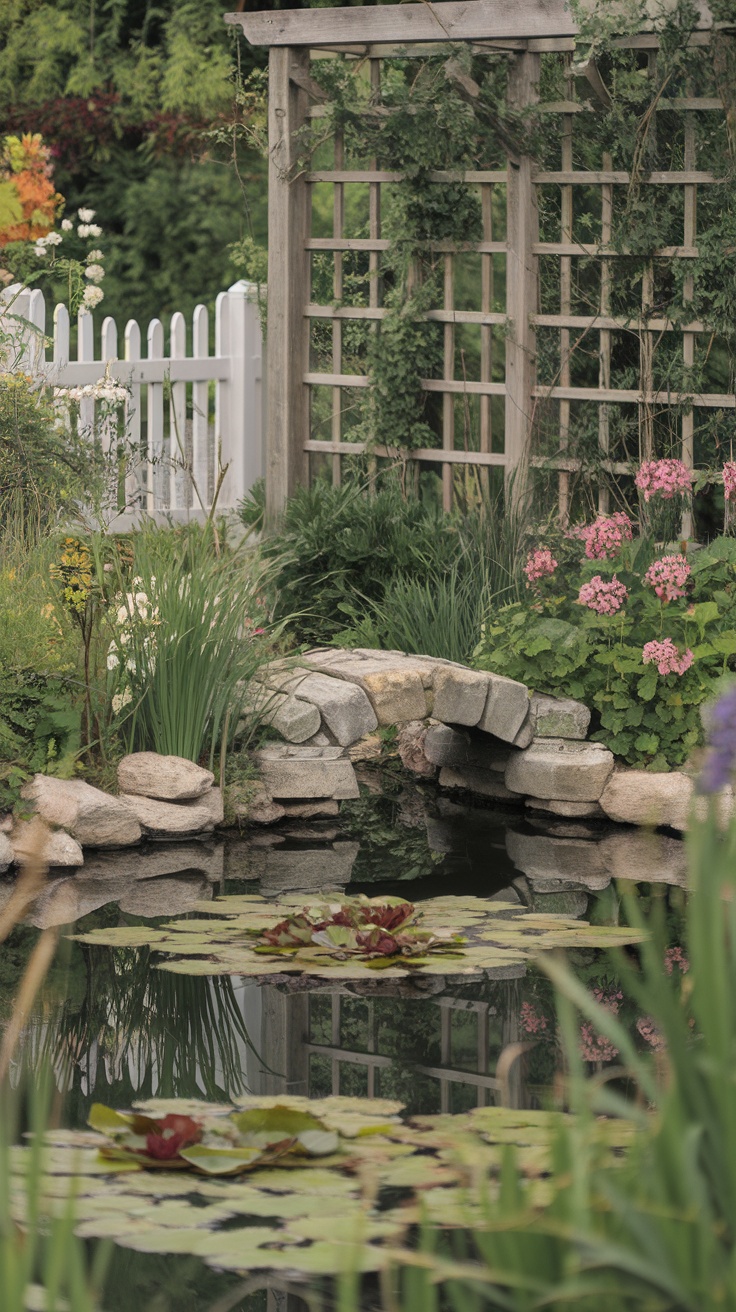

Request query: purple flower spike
[{"left": 699, "top": 686, "right": 736, "bottom": 794}]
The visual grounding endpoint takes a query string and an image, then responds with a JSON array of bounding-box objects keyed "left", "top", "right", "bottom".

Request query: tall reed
[
  {"left": 107, "top": 523, "right": 277, "bottom": 767},
  {"left": 358, "top": 802, "right": 736, "bottom": 1311}
]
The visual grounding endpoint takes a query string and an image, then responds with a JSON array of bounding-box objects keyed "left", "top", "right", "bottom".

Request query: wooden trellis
[{"left": 227, "top": 1, "right": 729, "bottom": 524}]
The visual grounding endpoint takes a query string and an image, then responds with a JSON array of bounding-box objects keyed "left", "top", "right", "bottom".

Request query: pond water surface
[{"left": 1, "top": 773, "right": 689, "bottom": 1312}]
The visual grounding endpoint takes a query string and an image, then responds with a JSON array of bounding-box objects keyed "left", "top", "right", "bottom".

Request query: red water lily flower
[{"left": 142, "top": 1114, "right": 203, "bottom": 1161}]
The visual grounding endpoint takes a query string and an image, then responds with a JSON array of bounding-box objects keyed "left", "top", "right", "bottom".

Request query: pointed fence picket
[{"left": 0, "top": 280, "right": 263, "bottom": 526}]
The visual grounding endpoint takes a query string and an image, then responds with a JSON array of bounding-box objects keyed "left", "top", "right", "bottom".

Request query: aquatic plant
[{"left": 73, "top": 892, "right": 645, "bottom": 981}]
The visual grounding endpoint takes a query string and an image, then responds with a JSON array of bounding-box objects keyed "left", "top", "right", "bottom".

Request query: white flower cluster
[
  {"left": 54, "top": 377, "right": 128, "bottom": 405},
  {"left": 32, "top": 209, "right": 106, "bottom": 314},
  {"left": 108, "top": 580, "right": 159, "bottom": 713}
]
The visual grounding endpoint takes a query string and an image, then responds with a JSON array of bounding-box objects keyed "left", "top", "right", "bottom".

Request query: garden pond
[{"left": 1, "top": 775, "right": 689, "bottom": 1312}]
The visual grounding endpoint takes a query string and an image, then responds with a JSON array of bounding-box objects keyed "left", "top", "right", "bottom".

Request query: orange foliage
[{"left": 0, "top": 133, "right": 63, "bottom": 246}]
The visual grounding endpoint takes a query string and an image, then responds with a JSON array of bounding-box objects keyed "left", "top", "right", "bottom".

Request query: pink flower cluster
[
  {"left": 579, "top": 512, "right": 633, "bottom": 561},
  {"left": 664, "top": 946, "right": 689, "bottom": 975},
  {"left": 643, "top": 554, "right": 691, "bottom": 602},
  {"left": 579, "top": 989, "right": 623, "bottom": 1064},
  {"left": 723, "top": 462, "right": 736, "bottom": 502},
  {"left": 642, "top": 638, "right": 694, "bottom": 677},
  {"left": 519, "top": 1002, "right": 547, "bottom": 1035},
  {"left": 636, "top": 1016, "right": 666, "bottom": 1051},
  {"left": 524, "top": 548, "right": 558, "bottom": 587},
  {"left": 635, "top": 458, "right": 692, "bottom": 502},
  {"left": 577, "top": 575, "right": 628, "bottom": 615}
]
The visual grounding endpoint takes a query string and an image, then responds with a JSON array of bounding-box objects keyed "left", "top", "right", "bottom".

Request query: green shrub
[
  {"left": 0, "top": 533, "right": 80, "bottom": 801},
  {"left": 474, "top": 532, "right": 736, "bottom": 769},
  {"left": 241, "top": 475, "right": 458, "bottom": 647},
  {"left": 242, "top": 475, "right": 527, "bottom": 656},
  {"left": 0, "top": 372, "right": 93, "bottom": 535}
]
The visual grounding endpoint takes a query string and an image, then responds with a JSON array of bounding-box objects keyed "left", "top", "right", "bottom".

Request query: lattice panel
[
  {"left": 256, "top": 17, "right": 732, "bottom": 522},
  {"left": 302, "top": 51, "right": 513, "bottom": 511},
  {"left": 531, "top": 38, "right": 731, "bottom": 526}
]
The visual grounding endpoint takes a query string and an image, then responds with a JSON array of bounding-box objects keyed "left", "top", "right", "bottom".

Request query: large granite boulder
[
  {"left": 117, "top": 752, "right": 214, "bottom": 801},
  {"left": 120, "top": 793, "right": 216, "bottom": 839},
  {"left": 22, "top": 776, "right": 141, "bottom": 848}
]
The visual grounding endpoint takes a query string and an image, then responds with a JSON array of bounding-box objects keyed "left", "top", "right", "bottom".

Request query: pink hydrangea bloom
[
  {"left": 723, "top": 462, "right": 736, "bottom": 502},
  {"left": 579, "top": 989, "right": 623, "bottom": 1063},
  {"left": 579, "top": 512, "right": 633, "bottom": 561},
  {"left": 643, "top": 554, "right": 691, "bottom": 602},
  {"left": 636, "top": 1016, "right": 666, "bottom": 1051},
  {"left": 524, "top": 548, "right": 557, "bottom": 587},
  {"left": 577, "top": 575, "right": 628, "bottom": 615},
  {"left": 519, "top": 1002, "right": 547, "bottom": 1035},
  {"left": 642, "top": 638, "right": 694, "bottom": 677},
  {"left": 635, "top": 458, "right": 692, "bottom": 502},
  {"left": 664, "top": 946, "right": 689, "bottom": 975}
]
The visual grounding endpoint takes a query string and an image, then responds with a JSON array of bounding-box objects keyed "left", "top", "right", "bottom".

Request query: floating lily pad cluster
[
  {"left": 89, "top": 1101, "right": 340, "bottom": 1174},
  {"left": 74, "top": 893, "right": 645, "bottom": 980},
  {"left": 11, "top": 1096, "right": 636, "bottom": 1277}
]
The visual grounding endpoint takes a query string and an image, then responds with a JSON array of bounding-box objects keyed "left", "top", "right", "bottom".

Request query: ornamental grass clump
[{"left": 106, "top": 523, "right": 275, "bottom": 767}]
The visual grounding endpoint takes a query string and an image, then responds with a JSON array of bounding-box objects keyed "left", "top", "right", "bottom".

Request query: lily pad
[
  {"left": 11, "top": 1095, "right": 639, "bottom": 1281},
  {"left": 72, "top": 892, "right": 645, "bottom": 981}
]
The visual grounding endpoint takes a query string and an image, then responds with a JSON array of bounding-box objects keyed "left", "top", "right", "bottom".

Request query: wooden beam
[
  {"left": 265, "top": 47, "right": 310, "bottom": 528},
  {"left": 225, "top": 2, "right": 715, "bottom": 48},
  {"left": 505, "top": 51, "right": 540, "bottom": 477}
]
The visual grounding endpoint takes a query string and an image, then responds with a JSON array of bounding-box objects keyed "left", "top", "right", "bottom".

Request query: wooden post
[
  {"left": 265, "top": 45, "right": 310, "bottom": 529},
  {"left": 504, "top": 51, "right": 539, "bottom": 487}
]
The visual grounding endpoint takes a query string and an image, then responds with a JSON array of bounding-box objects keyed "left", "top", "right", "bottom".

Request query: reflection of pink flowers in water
[
  {"left": 723, "top": 462, "right": 736, "bottom": 502},
  {"left": 519, "top": 1002, "right": 547, "bottom": 1035},
  {"left": 525, "top": 549, "right": 558, "bottom": 587},
  {"left": 578, "top": 575, "right": 628, "bottom": 615},
  {"left": 576, "top": 512, "right": 633, "bottom": 561},
  {"left": 635, "top": 459, "right": 692, "bottom": 502},
  {"left": 636, "top": 1016, "right": 666, "bottom": 1050},
  {"left": 644, "top": 554, "right": 691, "bottom": 602},
  {"left": 579, "top": 989, "right": 623, "bottom": 1063},
  {"left": 664, "top": 946, "right": 689, "bottom": 975},
  {"left": 642, "top": 638, "right": 694, "bottom": 677}
]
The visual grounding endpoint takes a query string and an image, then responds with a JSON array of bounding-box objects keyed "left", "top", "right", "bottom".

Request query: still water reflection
[{"left": 1, "top": 784, "right": 688, "bottom": 1310}]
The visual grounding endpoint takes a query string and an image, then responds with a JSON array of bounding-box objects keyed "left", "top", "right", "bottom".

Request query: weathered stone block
[
  {"left": 601, "top": 828, "right": 688, "bottom": 885},
  {"left": 525, "top": 798, "right": 604, "bottom": 819},
  {"left": 397, "top": 722, "right": 437, "bottom": 777},
  {"left": 599, "top": 769, "right": 693, "bottom": 830},
  {"left": 293, "top": 671, "right": 377, "bottom": 745},
  {"left": 270, "top": 693, "right": 322, "bottom": 744},
  {"left": 255, "top": 745, "right": 360, "bottom": 800},
  {"left": 505, "top": 739, "right": 614, "bottom": 802},
  {"left": 23, "top": 776, "right": 141, "bottom": 848},
  {"left": 280, "top": 800, "right": 340, "bottom": 819},
  {"left": 477, "top": 674, "right": 530, "bottom": 744},
  {"left": 439, "top": 765, "right": 522, "bottom": 801},
  {"left": 226, "top": 784, "right": 285, "bottom": 826},
  {"left": 120, "top": 794, "right": 216, "bottom": 838},
  {"left": 506, "top": 828, "right": 610, "bottom": 887},
  {"left": 197, "top": 786, "right": 225, "bottom": 827},
  {"left": 531, "top": 694, "right": 591, "bottom": 740},
  {"left": 10, "top": 821, "right": 83, "bottom": 868},
  {"left": 117, "top": 752, "right": 214, "bottom": 801},
  {"left": 260, "top": 842, "right": 360, "bottom": 893},
  {"left": 432, "top": 667, "right": 489, "bottom": 726}
]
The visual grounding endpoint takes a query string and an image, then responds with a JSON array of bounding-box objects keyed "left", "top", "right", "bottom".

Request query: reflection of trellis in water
[
  {"left": 228, "top": 2, "right": 728, "bottom": 524},
  {"left": 305, "top": 985, "right": 524, "bottom": 1112}
]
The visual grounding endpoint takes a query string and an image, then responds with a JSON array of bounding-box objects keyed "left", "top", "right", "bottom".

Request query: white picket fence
[{"left": 0, "top": 280, "right": 264, "bottom": 527}]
